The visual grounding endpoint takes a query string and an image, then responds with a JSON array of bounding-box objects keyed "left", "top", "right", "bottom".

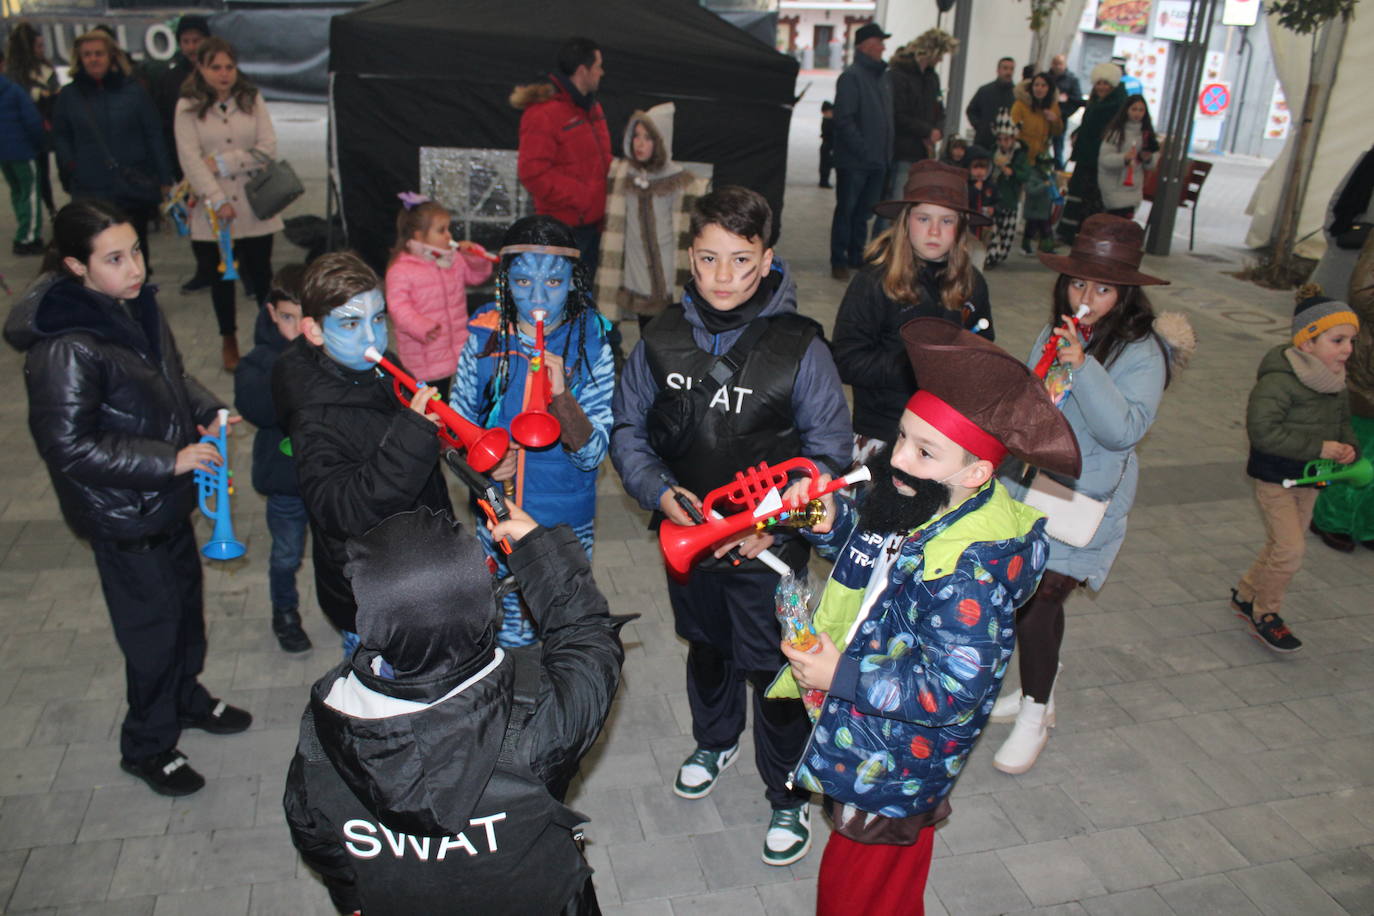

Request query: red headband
[{"left": 905, "top": 390, "right": 1008, "bottom": 466}]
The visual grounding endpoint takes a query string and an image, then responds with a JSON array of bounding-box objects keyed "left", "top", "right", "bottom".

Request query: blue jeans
[
  {"left": 265, "top": 494, "right": 308, "bottom": 610},
  {"left": 830, "top": 167, "right": 887, "bottom": 268}
]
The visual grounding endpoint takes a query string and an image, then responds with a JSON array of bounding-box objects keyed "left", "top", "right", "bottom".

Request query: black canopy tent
[{"left": 329, "top": 0, "right": 798, "bottom": 268}]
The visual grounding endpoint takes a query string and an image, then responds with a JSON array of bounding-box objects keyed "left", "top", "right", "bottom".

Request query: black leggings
[
  {"left": 1014, "top": 570, "right": 1082, "bottom": 703},
  {"left": 192, "top": 233, "right": 274, "bottom": 336}
]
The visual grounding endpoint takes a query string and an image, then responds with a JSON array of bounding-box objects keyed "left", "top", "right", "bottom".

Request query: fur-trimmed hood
[
  {"left": 1154, "top": 311, "right": 1196, "bottom": 374},
  {"left": 509, "top": 80, "right": 557, "bottom": 111}
]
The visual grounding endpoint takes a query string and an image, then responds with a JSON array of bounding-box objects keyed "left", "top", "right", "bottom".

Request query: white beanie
[{"left": 1090, "top": 62, "right": 1122, "bottom": 88}]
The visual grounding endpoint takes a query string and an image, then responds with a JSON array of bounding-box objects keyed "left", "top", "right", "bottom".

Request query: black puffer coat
[
  {"left": 272, "top": 338, "right": 452, "bottom": 633},
  {"left": 832, "top": 263, "right": 994, "bottom": 440},
  {"left": 284, "top": 524, "right": 625, "bottom": 916},
  {"left": 3, "top": 274, "right": 223, "bottom": 541},
  {"left": 51, "top": 69, "right": 171, "bottom": 204}
]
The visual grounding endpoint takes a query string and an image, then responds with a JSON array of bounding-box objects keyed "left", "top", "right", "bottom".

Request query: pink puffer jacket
[{"left": 384, "top": 250, "right": 493, "bottom": 382}]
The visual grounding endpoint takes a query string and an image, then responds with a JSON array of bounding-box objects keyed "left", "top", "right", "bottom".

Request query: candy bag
[{"left": 775, "top": 569, "right": 825, "bottom": 719}]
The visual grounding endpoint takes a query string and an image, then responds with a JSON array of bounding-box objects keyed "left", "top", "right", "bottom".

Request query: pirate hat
[{"left": 899, "top": 318, "right": 1081, "bottom": 478}]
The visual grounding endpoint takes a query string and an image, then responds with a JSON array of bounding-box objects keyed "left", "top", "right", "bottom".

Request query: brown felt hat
[
  {"left": 873, "top": 159, "right": 992, "bottom": 226},
  {"left": 899, "top": 318, "right": 1082, "bottom": 478},
  {"left": 1038, "top": 214, "right": 1169, "bottom": 287}
]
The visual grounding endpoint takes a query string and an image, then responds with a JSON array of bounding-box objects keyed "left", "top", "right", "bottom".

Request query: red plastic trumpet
[
  {"left": 510, "top": 309, "right": 561, "bottom": 448},
  {"left": 1033, "top": 304, "right": 1090, "bottom": 379},
  {"left": 364, "top": 346, "right": 509, "bottom": 473},
  {"left": 659, "top": 458, "right": 873, "bottom": 580}
]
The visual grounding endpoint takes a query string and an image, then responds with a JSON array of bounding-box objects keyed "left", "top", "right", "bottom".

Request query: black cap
[
  {"left": 176, "top": 15, "right": 211, "bottom": 39},
  {"left": 854, "top": 22, "right": 891, "bottom": 44}
]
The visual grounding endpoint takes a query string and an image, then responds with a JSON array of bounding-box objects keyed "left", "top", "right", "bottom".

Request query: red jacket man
[{"left": 511, "top": 38, "right": 613, "bottom": 243}]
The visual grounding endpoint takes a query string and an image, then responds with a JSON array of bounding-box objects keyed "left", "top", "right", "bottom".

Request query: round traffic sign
[{"left": 1198, "top": 82, "right": 1230, "bottom": 116}]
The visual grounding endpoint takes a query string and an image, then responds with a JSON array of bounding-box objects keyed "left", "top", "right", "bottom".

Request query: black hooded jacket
[
  {"left": 832, "top": 262, "right": 994, "bottom": 440},
  {"left": 283, "top": 522, "right": 625, "bottom": 916},
  {"left": 271, "top": 337, "right": 452, "bottom": 633},
  {"left": 4, "top": 274, "right": 223, "bottom": 541}
]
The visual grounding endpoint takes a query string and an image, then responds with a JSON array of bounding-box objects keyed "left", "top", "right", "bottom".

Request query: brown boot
[{"left": 221, "top": 334, "right": 240, "bottom": 371}]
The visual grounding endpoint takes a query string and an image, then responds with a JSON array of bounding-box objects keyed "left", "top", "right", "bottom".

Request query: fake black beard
[{"left": 860, "top": 444, "right": 952, "bottom": 535}]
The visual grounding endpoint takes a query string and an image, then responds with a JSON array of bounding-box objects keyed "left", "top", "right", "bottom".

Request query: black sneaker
[
  {"left": 272, "top": 607, "right": 313, "bottom": 653},
  {"left": 180, "top": 275, "right": 212, "bottom": 293},
  {"left": 12, "top": 240, "right": 44, "bottom": 256},
  {"left": 121, "top": 748, "right": 205, "bottom": 797},
  {"left": 1230, "top": 588, "right": 1255, "bottom": 620},
  {"left": 179, "top": 700, "right": 252, "bottom": 734},
  {"left": 1250, "top": 612, "right": 1303, "bottom": 653}
]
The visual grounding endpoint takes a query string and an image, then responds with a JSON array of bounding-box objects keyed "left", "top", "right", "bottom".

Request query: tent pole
[
  {"left": 1145, "top": 0, "right": 1215, "bottom": 256},
  {"left": 945, "top": 0, "right": 974, "bottom": 139}
]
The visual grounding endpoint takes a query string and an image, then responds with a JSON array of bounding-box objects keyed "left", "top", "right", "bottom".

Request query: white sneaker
[
  {"left": 992, "top": 699, "right": 1053, "bottom": 774},
  {"left": 673, "top": 745, "right": 739, "bottom": 799},
  {"left": 762, "top": 804, "right": 811, "bottom": 866}
]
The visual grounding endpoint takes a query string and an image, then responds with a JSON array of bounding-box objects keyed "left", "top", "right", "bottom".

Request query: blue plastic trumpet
[
  {"left": 207, "top": 207, "right": 239, "bottom": 282},
  {"left": 195, "top": 409, "right": 246, "bottom": 560}
]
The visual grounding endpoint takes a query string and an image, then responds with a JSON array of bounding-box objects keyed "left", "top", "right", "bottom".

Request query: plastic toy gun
[
  {"left": 195, "top": 409, "right": 246, "bottom": 560},
  {"left": 443, "top": 448, "right": 513, "bottom": 554},
  {"left": 161, "top": 181, "right": 191, "bottom": 237},
  {"left": 659, "top": 457, "right": 871, "bottom": 580},
  {"left": 206, "top": 205, "right": 239, "bottom": 281},
  {"left": 1033, "top": 304, "right": 1091, "bottom": 379},
  {"left": 1282, "top": 456, "right": 1373, "bottom": 489}
]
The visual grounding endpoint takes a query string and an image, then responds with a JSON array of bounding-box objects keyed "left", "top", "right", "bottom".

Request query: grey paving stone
[
  {"left": 935, "top": 794, "right": 1025, "bottom": 855},
  {"left": 669, "top": 886, "right": 764, "bottom": 915},
  {"left": 630, "top": 784, "right": 724, "bottom": 841},
  {"left": 152, "top": 886, "right": 251, "bottom": 916},
  {"left": 0, "top": 745, "right": 64, "bottom": 797},
  {"left": 78, "top": 785, "right": 173, "bottom": 842},
  {"left": 602, "top": 901, "right": 675, "bottom": 916},
  {"left": 689, "top": 825, "right": 795, "bottom": 891},
  {"left": 755, "top": 880, "right": 816, "bottom": 916},
  {"left": 928, "top": 850, "right": 1031, "bottom": 916},
  {"left": 108, "top": 832, "right": 214, "bottom": 899},
  {"left": 1295, "top": 849, "right": 1374, "bottom": 916},
  {"left": 1228, "top": 860, "right": 1347, "bottom": 916},
  {"left": 1184, "top": 756, "right": 1286, "bottom": 808},
  {"left": 998, "top": 839, "right": 1107, "bottom": 907},
  {"left": 0, "top": 790, "right": 90, "bottom": 851},
  {"left": 1080, "top": 888, "right": 1175, "bottom": 916},
  {"left": 1138, "top": 815, "right": 1250, "bottom": 878},
  {"left": 0, "top": 847, "right": 30, "bottom": 912},
  {"left": 29, "top": 697, "right": 119, "bottom": 746},
  {"left": 56, "top": 897, "right": 155, "bottom": 916},
  {"left": 586, "top": 841, "right": 620, "bottom": 907},
  {"left": 9, "top": 839, "right": 121, "bottom": 910},
  {"left": 1206, "top": 804, "right": 1318, "bottom": 866},
  {"left": 1268, "top": 794, "right": 1374, "bottom": 853},
  {"left": 202, "top": 825, "right": 301, "bottom": 888},
  {"left": 608, "top": 836, "right": 706, "bottom": 902},
  {"left": 1155, "top": 874, "right": 1263, "bottom": 915},
  {"left": 1067, "top": 827, "right": 1179, "bottom": 893},
  {"left": 1063, "top": 766, "right": 1225, "bottom": 830},
  {"left": 168, "top": 776, "right": 260, "bottom": 835},
  {"left": 993, "top": 785, "right": 1093, "bottom": 845}
]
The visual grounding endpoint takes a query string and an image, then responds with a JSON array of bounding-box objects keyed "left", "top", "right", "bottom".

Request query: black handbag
[
  {"left": 646, "top": 317, "right": 771, "bottom": 460},
  {"left": 1336, "top": 222, "right": 1373, "bottom": 251}
]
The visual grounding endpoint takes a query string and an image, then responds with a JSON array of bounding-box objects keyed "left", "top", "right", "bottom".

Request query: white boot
[
  {"left": 993, "top": 699, "right": 1053, "bottom": 774},
  {"left": 990, "top": 689, "right": 1023, "bottom": 722},
  {"left": 991, "top": 664, "right": 1061, "bottom": 723}
]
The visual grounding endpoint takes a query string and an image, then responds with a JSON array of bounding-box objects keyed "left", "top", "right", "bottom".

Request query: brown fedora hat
[
  {"left": 873, "top": 159, "right": 992, "bottom": 226},
  {"left": 1038, "top": 214, "right": 1169, "bottom": 286}
]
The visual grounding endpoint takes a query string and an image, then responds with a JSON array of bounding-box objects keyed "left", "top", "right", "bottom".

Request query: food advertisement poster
[
  {"left": 1113, "top": 36, "right": 1169, "bottom": 113},
  {"left": 1154, "top": 0, "right": 1194, "bottom": 41},
  {"left": 1265, "top": 83, "right": 1291, "bottom": 139},
  {"left": 1096, "top": 0, "right": 1151, "bottom": 34}
]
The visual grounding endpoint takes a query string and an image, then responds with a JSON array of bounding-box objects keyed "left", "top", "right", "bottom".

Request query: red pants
[{"left": 816, "top": 826, "right": 935, "bottom": 915}]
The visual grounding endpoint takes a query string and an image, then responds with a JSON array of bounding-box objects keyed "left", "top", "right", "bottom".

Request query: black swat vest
[
  {"left": 643, "top": 305, "right": 821, "bottom": 572},
  {"left": 297, "top": 650, "right": 592, "bottom": 916}
]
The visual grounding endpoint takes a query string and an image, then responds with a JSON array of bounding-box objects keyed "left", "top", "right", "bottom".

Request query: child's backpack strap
[{"left": 497, "top": 645, "right": 542, "bottom": 772}]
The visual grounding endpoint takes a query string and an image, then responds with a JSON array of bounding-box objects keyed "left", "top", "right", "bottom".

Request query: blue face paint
[
  {"left": 508, "top": 253, "right": 573, "bottom": 329},
  {"left": 322, "top": 288, "right": 388, "bottom": 371}
]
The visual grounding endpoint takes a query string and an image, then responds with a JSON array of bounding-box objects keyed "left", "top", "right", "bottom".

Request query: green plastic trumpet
[{"left": 1281, "top": 456, "right": 1373, "bottom": 489}]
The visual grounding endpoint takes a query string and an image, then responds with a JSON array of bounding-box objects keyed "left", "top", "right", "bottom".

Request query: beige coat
[{"left": 174, "top": 93, "right": 284, "bottom": 242}]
